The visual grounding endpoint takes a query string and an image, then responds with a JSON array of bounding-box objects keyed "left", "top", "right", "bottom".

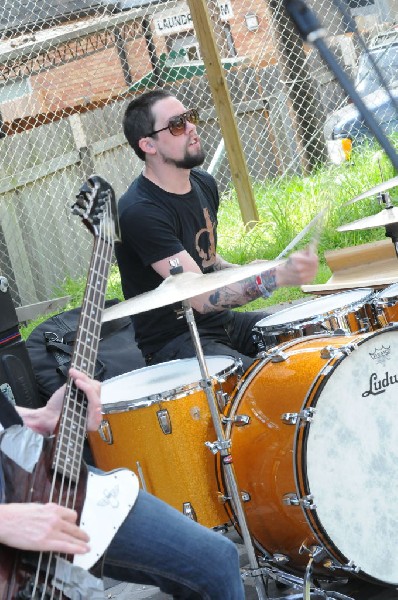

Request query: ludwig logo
[
  {"left": 362, "top": 371, "right": 398, "bottom": 397},
  {"left": 369, "top": 345, "right": 391, "bottom": 366}
]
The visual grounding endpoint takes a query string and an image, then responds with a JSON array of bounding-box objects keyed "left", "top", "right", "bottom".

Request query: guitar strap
[{"left": 0, "top": 388, "right": 23, "bottom": 430}]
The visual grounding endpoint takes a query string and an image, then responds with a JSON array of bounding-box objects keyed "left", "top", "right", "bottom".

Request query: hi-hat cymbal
[
  {"left": 102, "top": 259, "right": 282, "bottom": 322},
  {"left": 345, "top": 175, "right": 398, "bottom": 206},
  {"left": 337, "top": 206, "right": 398, "bottom": 232}
]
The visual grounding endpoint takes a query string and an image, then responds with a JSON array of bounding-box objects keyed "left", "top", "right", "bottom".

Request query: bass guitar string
[{"left": 32, "top": 199, "right": 114, "bottom": 598}]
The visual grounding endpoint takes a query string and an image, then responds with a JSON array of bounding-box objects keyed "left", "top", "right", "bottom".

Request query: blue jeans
[{"left": 103, "top": 490, "right": 245, "bottom": 599}]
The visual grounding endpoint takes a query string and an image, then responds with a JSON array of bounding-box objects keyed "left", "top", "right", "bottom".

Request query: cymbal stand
[
  {"left": 379, "top": 192, "right": 398, "bottom": 259},
  {"left": 181, "top": 297, "right": 268, "bottom": 600}
]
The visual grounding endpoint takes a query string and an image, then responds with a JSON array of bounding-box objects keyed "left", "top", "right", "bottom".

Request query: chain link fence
[{"left": 0, "top": 0, "right": 397, "bottom": 308}]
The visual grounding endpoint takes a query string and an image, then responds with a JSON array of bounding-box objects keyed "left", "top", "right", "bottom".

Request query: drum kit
[{"left": 88, "top": 177, "right": 398, "bottom": 600}]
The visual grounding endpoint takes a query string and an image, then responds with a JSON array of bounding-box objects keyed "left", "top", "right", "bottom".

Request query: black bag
[
  {"left": 26, "top": 299, "right": 146, "bottom": 405},
  {"left": 0, "top": 277, "right": 41, "bottom": 409}
]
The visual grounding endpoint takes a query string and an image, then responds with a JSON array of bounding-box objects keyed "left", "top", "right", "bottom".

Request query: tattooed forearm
[{"left": 201, "top": 277, "right": 263, "bottom": 313}]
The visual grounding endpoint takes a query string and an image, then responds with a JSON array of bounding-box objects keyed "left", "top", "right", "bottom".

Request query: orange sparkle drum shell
[
  {"left": 373, "top": 282, "right": 398, "bottom": 327},
  {"left": 253, "top": 289, "right": 378, "bottom": 350},
  {"left": 88, "top": 356, "right": 240, "bottom": 529},
  {"left": 221, "top": 328, "right": 398, "bottom": 586}
]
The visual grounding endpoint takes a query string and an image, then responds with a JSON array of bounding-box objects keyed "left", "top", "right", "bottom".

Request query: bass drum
[{"left": 221, "top": 327, "right": 398, "bottom": 586}]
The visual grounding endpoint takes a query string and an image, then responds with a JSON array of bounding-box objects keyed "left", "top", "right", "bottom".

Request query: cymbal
[
  {"left": 345, "top": 175, "right": 398, "bottom": 206},
  {"left": 102, "top": 259, "right": 282, "bottom": 322},
  {"left": 337, "top": 206, "right": 398, "bottom": 232}
]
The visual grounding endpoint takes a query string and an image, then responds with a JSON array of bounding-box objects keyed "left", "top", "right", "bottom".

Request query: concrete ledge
[{"left": 16, "top": 295, "right": 71, "bottom": 323}]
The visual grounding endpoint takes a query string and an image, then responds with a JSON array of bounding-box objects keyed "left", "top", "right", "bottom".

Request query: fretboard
[{"left": 53, "top": 234, "right": 113, "bottom": 481}]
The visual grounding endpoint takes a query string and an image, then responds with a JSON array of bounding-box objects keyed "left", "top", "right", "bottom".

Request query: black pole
[
  {"left": 284, "top": 0, "right": 398, "bottom": 171},
  {"left": 114, "top": 26, "right": 133, "bottom": 87},
  {"left": 141, "top": 18, "right": 163, "bottom": 87}
]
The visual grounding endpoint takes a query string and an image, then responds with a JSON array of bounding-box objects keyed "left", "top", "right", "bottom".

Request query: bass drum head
[{"left": 303, "top": 327, "right": 398, "bottom": 585}]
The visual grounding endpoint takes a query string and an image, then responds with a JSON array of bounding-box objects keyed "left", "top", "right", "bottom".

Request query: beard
[{"left": 161, "top": 146, "right": 206, "bottom": 169}]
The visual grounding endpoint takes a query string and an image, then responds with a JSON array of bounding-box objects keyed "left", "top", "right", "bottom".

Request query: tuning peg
[{"left": 71, "top": 205, "right": 85, "bottom": 217}]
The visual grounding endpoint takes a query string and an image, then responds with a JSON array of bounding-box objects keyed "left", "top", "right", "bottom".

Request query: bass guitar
[{"left": 0, "top": 175, "right": 138, "bottom": 599}]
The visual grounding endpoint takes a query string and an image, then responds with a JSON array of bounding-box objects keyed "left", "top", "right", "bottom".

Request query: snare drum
[
  {"left": 88, "top": 355, "right": 240, "bottom": 528},
  {"left": 220, "top": 327, "right": 398, "bottom": 586},
  {"left": 254, "top": 288, "right": 376, "bottom": 349},
  {"left": 373, "top": 282, "right": 398, "bottom": 327}
]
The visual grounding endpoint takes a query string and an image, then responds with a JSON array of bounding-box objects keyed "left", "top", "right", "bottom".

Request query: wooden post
[{"left": 187, "top": 0, "right": 259, "bottom": 226}]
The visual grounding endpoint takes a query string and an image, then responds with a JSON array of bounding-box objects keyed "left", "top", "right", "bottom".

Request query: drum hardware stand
[
  {"left": 247, "top": 560, "right": 356, "bottom": 600},
  {"left": 136, "top": 461, "right": 147, "bottom": 491},
  {"left": 302, "top": 546, "right": 327, "bottom": 600},
  {"left": 178, "top": 295, "right": 269, "bottom": 600}
]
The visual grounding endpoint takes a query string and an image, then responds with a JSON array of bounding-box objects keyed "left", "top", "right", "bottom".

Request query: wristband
[{"left": 256, "top": 268, "right": 277, "bottom": 297}]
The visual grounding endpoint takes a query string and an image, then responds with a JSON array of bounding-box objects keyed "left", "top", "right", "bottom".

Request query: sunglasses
[{"left": 147, "top": 108, "right": 200, "bottom": 137}]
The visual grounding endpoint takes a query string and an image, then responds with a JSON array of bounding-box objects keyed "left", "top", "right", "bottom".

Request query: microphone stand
[{"left": 284, "top": 0, "right": 398, "bottom": 171}]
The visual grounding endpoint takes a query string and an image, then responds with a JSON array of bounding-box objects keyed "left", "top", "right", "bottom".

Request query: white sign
[{"left": 154, "top": 1, "right": 233, "bottom": 36}]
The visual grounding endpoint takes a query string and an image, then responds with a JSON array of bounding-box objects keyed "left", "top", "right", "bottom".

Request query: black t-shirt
[{"left": 115, "top": 169, "right": 231, "bottom": 355}]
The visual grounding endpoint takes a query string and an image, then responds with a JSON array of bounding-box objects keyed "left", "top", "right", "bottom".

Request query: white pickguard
[{"left": 73, "top": 468, "right": 139, "bottom": 571}]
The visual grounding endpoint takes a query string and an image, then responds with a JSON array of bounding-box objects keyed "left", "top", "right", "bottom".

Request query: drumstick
[
  {"left": 276, "top": 207, "right": 327, "bottom": 259},
  {"left": 308, "top": 206, "right": 328, "bottom": 255}
]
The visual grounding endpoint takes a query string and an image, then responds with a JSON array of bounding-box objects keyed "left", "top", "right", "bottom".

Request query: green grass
[{"left": 20, "top": 142, "right": 397, "bottom": 338}]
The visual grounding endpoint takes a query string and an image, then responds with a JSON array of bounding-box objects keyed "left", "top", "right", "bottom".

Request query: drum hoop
[
  {"left": 294, "top": 325, "right": 398, "bottom": 573},
  {"left": 254, "top": 289, "right": 374, "bottom": 333},
  {"left": 292, "top": 340, "right": 350, "bottom": 566},
  {"left": 102, "top": 355, "right": 240, "bottom": 414},
  {"left": 374, "top": 282, "right": 398, "bottom": 302}
]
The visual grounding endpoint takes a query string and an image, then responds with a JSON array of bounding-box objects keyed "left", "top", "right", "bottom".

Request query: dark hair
[{"left": 123, "top": 89, "right": 174, "bottom": 161}]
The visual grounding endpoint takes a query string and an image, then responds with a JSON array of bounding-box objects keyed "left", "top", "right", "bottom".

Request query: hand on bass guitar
[
  {"left": 0, "top": 501, "right": 90, "bottom": 554},
  {"left": 16, "top": 368, "right": 102, "bottom": 436},
  {"left": 0, "top": 368, "right": 101, "bottom": 555}
]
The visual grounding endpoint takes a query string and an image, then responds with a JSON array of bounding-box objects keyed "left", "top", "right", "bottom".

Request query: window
[
  {"left": 165, "top": 34, "right": 201, "bottom": 66},
  {"left": 345, "top": 0, "right": 374, "bottom": 7},
  {"left": 0, "top": 78, "right": 31, "bottom": 104}
]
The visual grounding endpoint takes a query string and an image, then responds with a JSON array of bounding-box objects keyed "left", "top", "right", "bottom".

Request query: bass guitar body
[
  {"left": 0, "top": 426, "right": 138, "bottom": 599},
  {"left": 0, "top": 433, "right": 87, "bottom": 599}
]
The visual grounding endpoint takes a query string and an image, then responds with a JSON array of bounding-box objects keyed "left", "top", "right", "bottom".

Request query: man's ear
[{"left": 139, "top": 137, "right": 156, "bottom": 155}]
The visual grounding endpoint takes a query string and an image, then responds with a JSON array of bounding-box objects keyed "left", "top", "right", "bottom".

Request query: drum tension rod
[
  {"left": 281, "top": 408, "right": 315, "bottom": 425},
  {"left": 221, "top": 414, "right": 251, "bottom": 426}
]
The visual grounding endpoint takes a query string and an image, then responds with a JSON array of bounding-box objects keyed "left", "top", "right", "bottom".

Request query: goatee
[{"left": 164, "top": 147, "right": 206, "bottom": 169}]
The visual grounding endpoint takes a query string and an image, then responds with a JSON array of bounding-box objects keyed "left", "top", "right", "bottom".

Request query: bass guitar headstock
[{"left": 72, "top": 175, "right": 119, "bottom": 241}]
